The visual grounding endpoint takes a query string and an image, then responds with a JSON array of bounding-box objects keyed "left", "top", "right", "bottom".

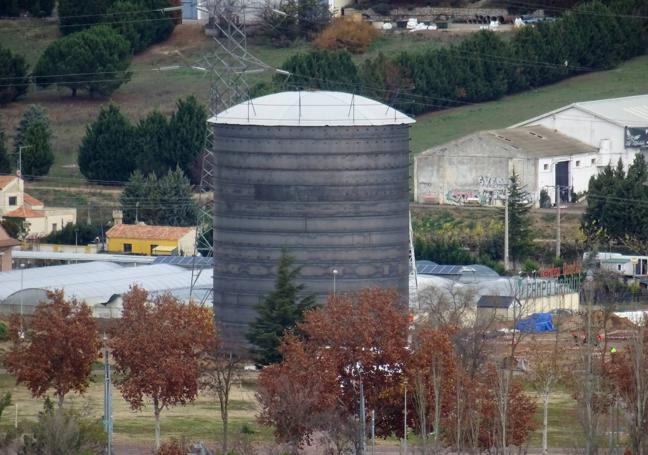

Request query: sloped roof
[
  {"left": 0, "top": 175, "right": 17, "bottom": 189},
  {"left": 106, "top": 224, "right": 194, "bottom": 241},
  {"left": 209, "top": 91, "right": 415, "bottom": 127},
  {"left": 485, "top": 126, "right": 597, "bottom": 157},
  {"left": 5, "top": 206, "right": 45, "bottom": 218},
  {"left": 23, "top": 193, "right": 43, "bottom": 207},
  {"left": 0, "top": 225, "right": 19, "bottom": 248},
  {"left": 477, "top": 295, "right": 516, "bottom": 309},
  {"left": 514, "top": 94, "right": 648, "bottom": 128}
]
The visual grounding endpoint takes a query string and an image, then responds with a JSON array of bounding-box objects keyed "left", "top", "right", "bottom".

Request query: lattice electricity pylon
[{"left": 189, "top": 0, "right": 272, "bottom": 305}]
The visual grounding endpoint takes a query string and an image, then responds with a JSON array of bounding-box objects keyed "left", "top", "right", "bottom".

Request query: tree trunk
[
  {"left": 222, "top": 406, "right": 229, "bottom": 454},
  {"left": 154, "top": 398, "right": 161, "bottom": 451},
  {"left": 57, "top": 393, "right": 64, "bottom": 408},
  {"left": 542, "top": 390, "right": 549, "bottom": 455},
  {"left": 71, "top": 87, "right": 77, "bottom": 97}
]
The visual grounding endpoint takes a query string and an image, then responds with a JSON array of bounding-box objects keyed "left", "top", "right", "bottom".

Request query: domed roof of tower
[{"left": 208, "top": 91, "right": 415, "bottom": 127}]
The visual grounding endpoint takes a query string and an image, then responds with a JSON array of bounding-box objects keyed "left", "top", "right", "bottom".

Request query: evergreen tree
[
  {"left": 168, "top": 96, "right": 207, "bottom": 184},
  {"left": 247, "top": 250, "right": 317, "bottom": 366},
  {"left": 120, "top": 168, "right": 197, "bottom": 226},
  {"left": 0, "top": 46, "right": 29, "bottom": 104},
  {"left": 14, "top": 104, "right": 50, "bottom": 156},
  {"left": 0, "top": 124, "right": 11, "bottom": 174},
  {"left": 106, "top": 0, "right": 175, "bottom": 53},
  {"left": 152, "top": 167, "right": 197, "bottom": 226},
  {"left": 78, "top": 104, "right": 136, "bottom": 182},
  {"left": 119, "top": 170, "right": 148, "bottom": 224},
  {"left": 21, "top": 122, "right": 54, "bottom": 178},
  {"left": 58, "top": 0, "right": 116, "bottom": 34},
  {"left": 33, "top": 25, "right": 132, "bottom": 97},
  {"left": 134, "top": 110, "right": 170, "bottom": 177},
  {"left": 0, "top": 0, "right": 20, "bottom": 16},
  {"left": 504, "top": 170, "right": 533, "bottom": 262}
]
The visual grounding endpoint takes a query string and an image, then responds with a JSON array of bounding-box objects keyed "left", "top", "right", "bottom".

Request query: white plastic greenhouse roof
[
  {"left": 0, "top": 262, "right": 212, "bottom": 304},
  {"left": 208, "top": 91, "right": 415, "bottom": 127}
]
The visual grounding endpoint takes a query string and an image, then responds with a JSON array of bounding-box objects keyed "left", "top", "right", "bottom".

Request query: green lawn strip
[{"left": 410, "top": 54, "right": 648, "bottom": 154}]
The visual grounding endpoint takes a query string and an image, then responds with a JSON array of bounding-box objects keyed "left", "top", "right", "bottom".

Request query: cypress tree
[
  {"left": 504, "top": 170, "right": 533, "bottom": 262},
  {"left": 21, "top": 122, "right": 54, "bottom": 178},
  {"left": 14, "top": 104, "right": 50, "bottom": 156},
  {"left": 168, "top": 96, "right": 207, "bottom": 184},
  {"left": 247, "top": 250, "right": 317, "bottom": 366},
  {"left": 78, "top": 104, "right": 136, "bottom": 182},
  {"left": 0, "top": 125, "right": 11, "bottom": 174},
  {"left": 134, "top": 110, "right": 170, "bottom": 177}
]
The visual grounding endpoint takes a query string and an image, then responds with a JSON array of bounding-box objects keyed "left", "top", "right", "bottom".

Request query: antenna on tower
[{"left": 189, "top": 0, "right": 271, "bottom": 305}]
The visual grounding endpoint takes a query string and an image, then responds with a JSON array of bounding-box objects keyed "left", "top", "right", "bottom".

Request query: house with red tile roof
[
  {"left": 106, "top": 220, "right": 196, "bottom": 256},
  {"left": 0, "top": 175, "right": 77, "bottom": 238}
]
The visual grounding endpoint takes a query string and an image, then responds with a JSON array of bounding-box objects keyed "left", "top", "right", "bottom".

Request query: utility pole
[
  {"left": 371, "top": 410, "right": 375, "bottom": 455},
  {"left": 403, "top": 385, "right": 408, "bottom": 455},
  {"left": 555, "top": 186, "right": 561, "bottom": 259},
  {"left": 103, "top": 333, "right": 113, "bottom": 455},
  {"left": 504, "top": 192, "right": 509, "bottom": 272},
  {"left": 584, "top": 270, "right": 594, "bottom": 455},
  {"left": 359, "top": 381, "right": 366, "bottom": 455}
]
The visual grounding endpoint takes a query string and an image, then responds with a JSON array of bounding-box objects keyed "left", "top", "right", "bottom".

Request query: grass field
[
  {"left": 3, "top": 19, "right": 646, "bottom": 182},
  {"left": 0, "top": 370, "right": 267, "bottom": 450},
  {"left": 410, "top": 54, "right": 648, "bottom": 153}
]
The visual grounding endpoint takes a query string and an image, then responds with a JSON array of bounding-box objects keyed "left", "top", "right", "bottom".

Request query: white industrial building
[
  {"left": 513, "top": 94, "right": 648, "bottom": 168},
  {"left": 414, "top": 125, "right": 597, "bottom": 206},
  {"left": 415, "top": 94, "right": 648, "bottom": 207}
]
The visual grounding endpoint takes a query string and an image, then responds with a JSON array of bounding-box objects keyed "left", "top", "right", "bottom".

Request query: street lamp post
[
  {"left": 332, "top": 268, "right": 339, "bottom": 296},
  {"left": 103, "top": 333, "right": 113, "bottom": 455}
]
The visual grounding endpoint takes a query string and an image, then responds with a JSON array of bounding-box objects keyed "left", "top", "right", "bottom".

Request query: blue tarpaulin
[{"left": 515, "top": 313, "right": 554, "bottom": 332}]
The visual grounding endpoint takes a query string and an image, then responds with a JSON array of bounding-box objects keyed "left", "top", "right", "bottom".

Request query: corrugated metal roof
[
  {"left": 208, "top": 91, "right": 415, "bottom": 127},
  {"left": 486, "top": 126, "right": 597, "bottom": 157},
  {"left": 477, "top": 295, "right": 515, "bottom": 308},
  {"left": 106, "top": 224, "right": 193, "bottom": 241},
  {"left": 12, "top": 250, "right": 155, "bottom": 264},
  {"left": 514, "top": 94, "right": 648, "bottom": 128}
]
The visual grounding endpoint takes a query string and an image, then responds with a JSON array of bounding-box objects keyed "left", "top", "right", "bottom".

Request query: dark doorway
[{"left": 555, "top": 161, "right": 570, "bottom": 202}]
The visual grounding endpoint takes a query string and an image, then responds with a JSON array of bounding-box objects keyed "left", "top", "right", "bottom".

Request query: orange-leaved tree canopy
[
  {"left": 4, "top": 289, "right": 101, "bottom": 407},
  {"left": 110, "top": 285, "right": 215, "bottom": 450}
]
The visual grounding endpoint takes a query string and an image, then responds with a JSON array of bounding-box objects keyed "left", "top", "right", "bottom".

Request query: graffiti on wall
[{"left": 478, "top": 175, "right": 508, "bottom": 188}]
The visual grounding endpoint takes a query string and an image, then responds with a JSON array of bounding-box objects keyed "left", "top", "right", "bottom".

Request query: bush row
[{"left": 274, "top": 0, "right": 646, "bottom": 115}]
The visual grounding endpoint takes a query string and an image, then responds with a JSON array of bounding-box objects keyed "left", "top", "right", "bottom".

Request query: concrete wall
[
  {"left": 536, "top": 153, "right": 600, "bottom": 204},
  {"left": 0, "top": 179, "right": 23, "bottom": 214},
  {"left": 414, "top": 134, "right": 537, "bottom": 205},
  {"left": 477, "top": 292, "right": 580, "bottom": 322},
  {"left": 42, "top": 208, "right": 77, "bottom": 237}
]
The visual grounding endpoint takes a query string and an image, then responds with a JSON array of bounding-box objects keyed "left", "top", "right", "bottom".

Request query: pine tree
[
  {"left": 153, "top": 167, "right": 197, "bottom": 227},
  {"left": 247, "top": 250, "right": 317, "bottom": 366},
  {"left": 33, "top": 25, "right": 132, "bottom": 97},
  {"left": 505, "top": 170, "right": 533, "bottom": 262},
  {"left": 21, "top": 122, "right": 54, "bottom": 178},
  {"left": 0, "top": 125, "right": 11, "bottom": 174},
  {"left": 78, "top": 104, "right": 136, "bottom": 182},
  {"left": 14, "top": 104, "right": 50, "bottom": 156}
]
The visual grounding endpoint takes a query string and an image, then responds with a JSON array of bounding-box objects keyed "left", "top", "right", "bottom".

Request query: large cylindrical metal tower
[{"left": 209, "top": 91, "right": 415, "bottom": 347}]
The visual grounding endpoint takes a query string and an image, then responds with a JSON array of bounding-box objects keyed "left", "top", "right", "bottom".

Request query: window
[
  {"left": 123, "top": 243, "right": 132, "bottom": 253},
  {"left": 51, "top": 223, "right": 57, "bottom": 232},
  {"left": 575, "top": 160, "right": 581, "bottom": 167},
  {"left": 8, "top": 196, "right": 16, "bottom": 206},
  {"left": 591, "top": 158, "right": 596, "bottom": 165},
  {"left": 618, "top": 264, "right": 623, "bottom": 271},
  {"left": 543, "top": 163, "right": 549, "bottom": 171},
  {"left": 150, "top": 244, "right": 158, "bottom": 255}
]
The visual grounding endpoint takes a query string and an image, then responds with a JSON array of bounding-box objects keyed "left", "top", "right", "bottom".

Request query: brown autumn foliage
[
  {"left": 258, "top": 287, "right": 540, "bottom": 452},
  {"left": 156, "top": 437, "right": 191, "bottom": 455},
  {"left": 313, "top": 18, "right": 380, "bottom": 54},
  {"left": 110, "top": 285, "right": 215, "bottom": 449},
  {"left": 4, "top": 290, "right": 100, "bottom": 407}
]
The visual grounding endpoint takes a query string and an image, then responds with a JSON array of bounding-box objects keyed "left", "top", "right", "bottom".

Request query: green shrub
[{"left": 0, "top": 322, "right": 8, "bottom": 341}]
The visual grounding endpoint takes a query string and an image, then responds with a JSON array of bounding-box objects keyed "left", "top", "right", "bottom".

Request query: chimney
[{"left": 112, "top": 210, "right": 123, "bottom": 225}]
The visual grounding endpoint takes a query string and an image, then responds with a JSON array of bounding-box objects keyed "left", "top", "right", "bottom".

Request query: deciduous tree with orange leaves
[
  {"left": 110, "top": 286, "right": 215, "bottom": 450},
  {"left": 4, "top": 290, "right": 100, "bottom": 408}
]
